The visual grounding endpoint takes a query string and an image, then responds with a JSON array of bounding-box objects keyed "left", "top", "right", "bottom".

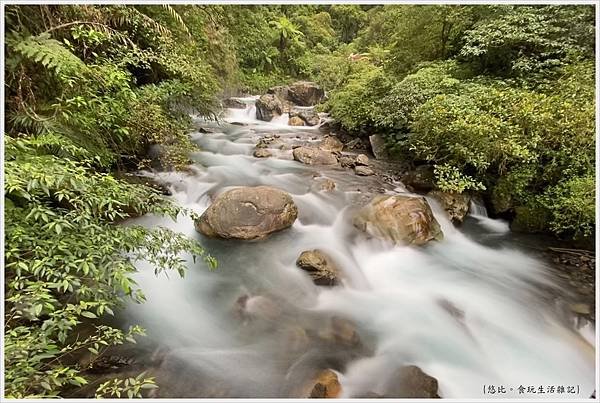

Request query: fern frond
[
  {"left": 161, "top": 5, "right": 191, "bottom": 38},
  {"left": 10, "top": 33, "right": 88, "bottom": 75}
]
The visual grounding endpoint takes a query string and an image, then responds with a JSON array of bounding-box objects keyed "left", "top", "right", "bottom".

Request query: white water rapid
[{"left": 122, "top": 99, "right": 595, "bottom": 398}]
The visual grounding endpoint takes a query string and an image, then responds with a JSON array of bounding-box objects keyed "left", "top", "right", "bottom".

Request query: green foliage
[
  {"left": 329, "top": 5, "right": 367, "bottom": 43},
  {"left": 95, "top": 372, "right": 159, "bottom": 398}
]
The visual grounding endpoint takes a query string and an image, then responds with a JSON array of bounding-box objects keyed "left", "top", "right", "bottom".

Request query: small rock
[
  {"left": 289, "top": 116, "right": 306, "bottom": 126},
  {"left": 309, "top": 369, "right": 342, "bottom": 398},
  {"left": 222, "top": 98, "right": 246, "bottom": 109},
  {"left": 428, "top": 190, "right": 471, "bottom": 224},
  {"left": 253, "top": 148, "right": 272, "bottom": 158},
  {"left": 319, "top": 136, "right": 344, "bottom": 152},
  {"left": 198, "top": 127, "right": 214, "bottom": 134},
  {"left": 355, "top": 166, "right": 375, "bottom": 176},
  {"left": 569, "top": 303, "right": 591, "bottom": 315},
  {"left": 355, "top": 154, "right": 369, "bottom": 166},
  {"left": 293, "top": 147, "right": 338, "bottom": 165},
  {"left": 296, "top": 249, "right": 340, "bottom": 286},
  {"left": 385, "top": 365, "right": 440, "bottom": 398},
  {"left": 317, "top": 178, "right": 336, "bottom": 191},
  {"left": 338, "top": 155, "right": 356, "bottom": 168}
]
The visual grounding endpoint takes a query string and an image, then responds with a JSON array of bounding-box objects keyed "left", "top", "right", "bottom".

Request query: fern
[
  {"left": 11, "top": 33, "right": 88, "bottom": 75},
  {"left": 161, "top": 5, "right": 191, "bottom": 38}
]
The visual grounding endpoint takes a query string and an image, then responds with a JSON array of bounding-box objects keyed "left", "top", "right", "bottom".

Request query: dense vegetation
[{"left": 3, "top": 3, "right": 595, "bottom": 399}]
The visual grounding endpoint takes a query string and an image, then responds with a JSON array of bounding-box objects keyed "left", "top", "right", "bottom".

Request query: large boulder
[
  {"left": 318, "top": 136, "right": 344, "bottom": 152},
  {"left": 353, "top": 195, "right": 443, "bottom": 246},
  {"left": 369, "top": 134, "right": 392, "bottom": 161},
  {"left": 402, "top": 165, "right": 436, "bottom": 192},
  {"left": 428, "top": 190, "right": 470, "bottom": 224},
  {"left": 296, "top": 249, "right": 340, "bottom": 286},
  {"left": 194, "top": 186, "right": 298, "bottom": 240},
  {"left": 255, "top": 94, "right": 283, "bottom": 121},
  {"left": 290, "top": 109, "right": 320, "bottom": 126},
  {"left": 293, "top": 147, "right": 338, "bottom": 165},
  {"left": 385, "top": 366, "right": 440, "bottom": 398},
  {"left": 267, "top": 85, "right": 289, "bottom": 102},
  {"left": 288, "top": 81, "right": 325, "bottom": 106},
  {"left": 222, "top": 98, "right": 246, "bottom": 109}
]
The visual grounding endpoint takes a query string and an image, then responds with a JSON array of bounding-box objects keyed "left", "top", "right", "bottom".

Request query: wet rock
[
  {"left": 369, "top": 134, "right": 391, "bottom": 161},
  {"left": 255, "top": 94, "right": 282, "bottom": 121},
  {"left": 355, "top": 154, "right": 369, "bottom": 166},
  {"left": 198, "top": 127, "right": 214, "bottom": 134},
  {"left": 308, "top": 369, "right": 342, "bottom": 398},
  {"left": 253, "top": 148, "right": 272, "bottom": 158},
  {"left": 353, "top": 195, "right": 443, "bottom": 246},
  {"left": 355, "top": 166, "right": 375, "bottom": 176},
  {"left": 296, "top": 249, "right": 340, "bottom": 286},
  {"left": 290, "top": 109, "right": 320, "bottom": 126},
  {"left": 338, "top": 155, "right": 356, "bottom": 168},
  {"left": 428, "top": 190, "right": 471, "bottom": 224},
  {"left": 233, "top": 294, "right": 282, "bottom": 322},
  {"left": 222, "top": 98, "right": 246, "bottom": 109},
  {"left": 288, "top": 81, "right": 325, "bottom": 106},
  {"left": 569, "top": 303, "right": 591, "bottom": 315},
  {"left": 230, "top": 122, "right": 248, "bottom": 126},
  {"left": 293, "top": 147, "right": 338, "bottom": 165},
  {"left": 402, "top": 165, "right": 436, "bottom": 192},
  {"left": 319, "top": 317, "right": 361, "bottom": 347},
  {"left": 316, "top": 178, "right": 336, "bottom": 191},
  {"left": 256, "top": 135, "right": 281, "bottom": 149},
  {"left": 267, "top": 85, "right": 289, "bottom": 102},
  {"left": 318, "top": 136, "right": 344, "bottom": 152},
  {"left": 288, "top": 116, "right": 306, "bottom": 126},
  {"left": 194, "top": 186, "right": 298, "bottom": 240},
  {"left": 385, "top": 365, "right": 440, "bottom": 398}
]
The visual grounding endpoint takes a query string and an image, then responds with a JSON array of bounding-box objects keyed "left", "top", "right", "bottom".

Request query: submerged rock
[
  {"left": 315, "top": 178, "right": 336, "bottom": 191},
  {"left": 293, "top": 147, "right": 338, "bottom": 165},
  {"left": 385, "top": 365, "right": 440, "bottom": 398},
  {"left": 428, "top": 190, "right": 470, "bottom": 224},
  {"left": 194, "top": 186, "right": 297, "bottom": 240},
  {"left": 353, "top": 195, "right": 443, "bottom": 246},
  {"left": 256, "top": 94, "right": 282, "bottom": 121},
  {"left": 296, "top": 249, "right": 340, "bottom": 286},
  {"left": 288, "top": 81, "right": 325, "bottom": 106},
  {"left": 318, "top": 316, "right": 361, "bottom": 347}
]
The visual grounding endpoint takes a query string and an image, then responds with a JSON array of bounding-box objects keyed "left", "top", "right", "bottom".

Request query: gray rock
[
  {"left": 318, "top": 136, "right": 344, "bottom": 152},
  {"left": 222, "top": 98, "right": 246, "bottom": 109},
  {"left": 369, "top": 134, "right": 392, "bottom": 161},
  {"left": 355, "top": 154, "right": 369, "bottom": 166},
  {"left": 355, "top": 166, "right": 375, "bottom": 176},
  {"left": 288, "top": 81, "right": 325, "bottom": 106}
]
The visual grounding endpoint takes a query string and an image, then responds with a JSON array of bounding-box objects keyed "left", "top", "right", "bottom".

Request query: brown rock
[
  {"left": 355, "top": 166, "right": 375, "bottom": 176},
  {"left": 253, "top": 148, "right": 272, "bottom": 158},
  {"left": 289, "top": 116, "right": 306, "bottom": 126},
  {"left": 355, "top": 154, "right": 369, "bottom": 166},
  {"left": 428, "top": 190, "right": 471, "bottom": 224},
  {"left": 353, "top": 195, "right": 443, "bottom": 246},
  {"left": 319, "top": 136, "right": 344, "bottom": 152},
  {"left": 194, "top": 186, "right": 298, "bottom": 240},
  {"left": 290, "top": 109, "right": 320, "bottom": 126},
  {"left": 338, "top": 155, "right": 356, "bottom": 168},
  {"left": 386, "top": 366, "right": 440, "bottom": 398},
  {"left": 293, "top": 147, "right": 338, "bottom": 165},
  {"left": 309, "top": 369, "right": 342, "bottom": 398},
  {"left": 296, "top": 249, "right": 340, "bottom": 286},
  {"left": 317, "top": 178, "right": 336, "bottom": 191}
]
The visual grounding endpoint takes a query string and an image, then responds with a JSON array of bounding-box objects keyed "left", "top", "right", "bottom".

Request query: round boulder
[
  {"left": 353, "top": 195, "right": 443, "bottom": 246},
  {"left": 293, "top": 147, "right": 338, "bottom": 165},
  {"left": 195, "top": 186, "right": 298, "bottom": 240}
]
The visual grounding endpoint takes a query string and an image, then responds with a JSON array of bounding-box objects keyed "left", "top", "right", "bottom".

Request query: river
[{"left": 120, "top": 98, "right": 595, "bottom": 398}]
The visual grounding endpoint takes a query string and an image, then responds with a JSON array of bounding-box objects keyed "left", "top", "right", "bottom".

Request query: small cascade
[{"left": 469, "top": 198, "right": 489, "bottom": 217}]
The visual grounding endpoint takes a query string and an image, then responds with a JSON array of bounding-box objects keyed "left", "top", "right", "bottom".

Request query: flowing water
[{"left": 122, "top": 99, "right": 595, "bottom": 398}]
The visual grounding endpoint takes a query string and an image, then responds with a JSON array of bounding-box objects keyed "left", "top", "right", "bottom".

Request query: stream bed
[{"left": 118, "top": 100, "right": 595, "bottom": 398}]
